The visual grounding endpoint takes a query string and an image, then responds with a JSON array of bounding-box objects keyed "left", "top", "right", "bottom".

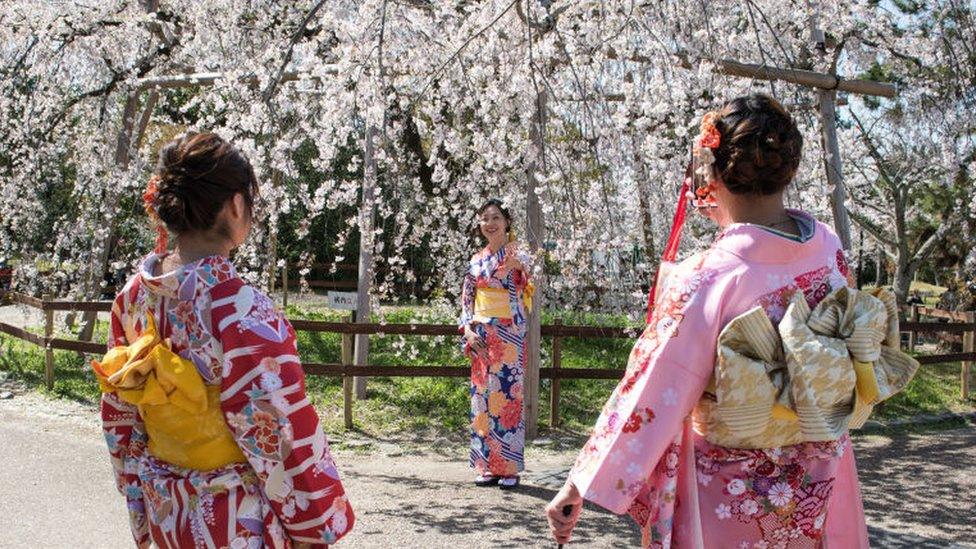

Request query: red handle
[{"left": 646, "top": 178, "right": 690, "bottom": 323}]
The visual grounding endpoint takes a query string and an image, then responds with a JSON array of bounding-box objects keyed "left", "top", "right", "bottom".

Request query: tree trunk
[
  {"left": 817, "top": 90, "right": 852, "bottom": 250},
  {"left": 77, "top": 91, "right": 153, "bottom": 340},
  {"left": 523, "top": 90, "right": 547, "bottom": 440},
  {"left": 892, "top": 256, "right": 912, "bottom": 305},
  {"left": 633, "top": 152, "right": 655, "bottom": 278},
  {"left": 875, "top": 245, "right": 884, "bottom": 286},
  {"left": 353, "top": 124, "right": 378, "bottom": 399}
]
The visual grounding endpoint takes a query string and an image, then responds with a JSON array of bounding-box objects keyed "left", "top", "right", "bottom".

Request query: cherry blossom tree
[{"left": 2, "top": 0, "right": 966, "bottom": 320}]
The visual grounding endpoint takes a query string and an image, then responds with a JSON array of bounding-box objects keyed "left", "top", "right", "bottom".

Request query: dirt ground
[{"left": 0, "top": 391, "right": 974, "bottom": 549}]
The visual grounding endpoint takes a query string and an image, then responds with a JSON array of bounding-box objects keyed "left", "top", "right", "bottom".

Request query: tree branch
[
  {"left": 262, "top": 0, "right": 329, "bottom": 103},
  {"left": 846, "top": 207, "right": 896, "bottom": 249}
]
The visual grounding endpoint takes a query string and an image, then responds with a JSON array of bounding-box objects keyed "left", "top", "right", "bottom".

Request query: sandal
[
  {"left": 498, "top": 476, "right": 520, "bottom": 490},
  {"left": 474, "top": 474, "right": 499, "bottom": 487}
]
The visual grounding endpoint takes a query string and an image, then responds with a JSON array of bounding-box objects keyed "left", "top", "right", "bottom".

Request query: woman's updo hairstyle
[
  {"left": 712, "top": 94, "right": 803, "bottom": 195},
  {"left": 153, "top": 132, "right": 259, "bottom": 235}
]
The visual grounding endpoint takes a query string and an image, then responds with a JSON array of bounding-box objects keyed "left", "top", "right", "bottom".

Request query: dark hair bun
[
  {"left": 152, "top": 132, "right": 258, "bottom": 235},
  {"left": 713, "top": 94, "right": 803, "bottom": 195}
]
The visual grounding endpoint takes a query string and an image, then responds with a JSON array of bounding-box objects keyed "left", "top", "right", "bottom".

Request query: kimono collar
[
  {"left": 711, "top": 209, "right": 825, "bottom": 264},
  {"left": 139, "top": 253, "right": 238, "bottom": 301},
  {"left": 469, "top": 244, "right": 507, "bottom": 277}
]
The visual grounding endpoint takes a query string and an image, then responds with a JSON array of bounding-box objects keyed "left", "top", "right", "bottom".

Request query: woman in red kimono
[{"left": 94, "top": 132, "right": 354, "bottom": 548}]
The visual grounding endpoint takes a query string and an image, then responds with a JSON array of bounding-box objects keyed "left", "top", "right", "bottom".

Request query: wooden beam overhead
[{"left": 135, "top": 67, "right": 338, "bottom": 91}]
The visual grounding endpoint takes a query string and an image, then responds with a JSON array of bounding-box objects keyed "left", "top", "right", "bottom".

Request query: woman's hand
[
  {"left": 545, "top": 481, "right": 583, "bottom": 545},
  {"left": 464, "top": 324, "right": 485, "bottom": 354},
  {"left": 503, "top": 242, "right": 524, "bottom": 271}
]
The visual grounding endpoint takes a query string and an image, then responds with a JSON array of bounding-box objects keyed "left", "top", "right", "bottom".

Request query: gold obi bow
[
  {"left": 92, "top": 316, "right": 246, "bottom": 470},
  {"left": 694, "top": 287, "right": 919, "bottom": 449},
  {"left": 523, "top": 281, "right": 536, "bottom": 313},
  {"left": 474, "top": 288, "right": 513, "bottom": 321}
]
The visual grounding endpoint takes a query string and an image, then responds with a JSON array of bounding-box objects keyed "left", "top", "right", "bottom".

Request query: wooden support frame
[
  {"left": 341, "top": 314, "right": 355, "bottom": 429},
  {"left": 963, "top": 311, "right": 975, "bottom": 400},
  {"left": 43, "top": 298, "right": 54, "bottom": 390},
  {"left": 907, "top": 304, "right": 919, "bottom": 352},
  {"left": 549, "top": 319, "right": 563, "bottom": 428}
]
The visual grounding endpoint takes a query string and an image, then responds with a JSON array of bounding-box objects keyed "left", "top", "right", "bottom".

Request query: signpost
[{"left": 327, "top": 291, "right": 359, "bottom": 311}]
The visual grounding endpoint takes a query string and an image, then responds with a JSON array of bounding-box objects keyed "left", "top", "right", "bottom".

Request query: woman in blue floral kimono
[{"left": 459, "top": 199, "right": 534, "bottom": 489}]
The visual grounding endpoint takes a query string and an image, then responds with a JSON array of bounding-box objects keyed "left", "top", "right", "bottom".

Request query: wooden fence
[
  {"left": 902, "top": 305, "right": 976, "bottom": 399},
  {"left": 0, "top": 291, "right": 632, "bottom": 429},
  {"left": 1, "top": 291, "right": 974, "bottom": 431}
]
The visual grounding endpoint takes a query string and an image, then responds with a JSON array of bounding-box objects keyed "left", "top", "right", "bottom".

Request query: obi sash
[
  {"left": 694, "top": 286, "right": 919, "bottom": 449},
  {"left": 474, "top": 287, "right": 513, "bottom": 320},
  {"left": 92, "top": 315, "right": 246, "bottom": 471}
]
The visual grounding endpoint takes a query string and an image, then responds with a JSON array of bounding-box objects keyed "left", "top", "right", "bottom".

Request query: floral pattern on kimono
[
  {"left": 695, "top": 437, "right": 849, "bottom": 548},
  {"left": 460, "top": 243, "right": 532, "bottom": 476},
  {"left": 100, "top": 254, "right": 354, "bottom": 548},
  {"left": 569, "top": 211, "right": 870, "bottom": 549}
]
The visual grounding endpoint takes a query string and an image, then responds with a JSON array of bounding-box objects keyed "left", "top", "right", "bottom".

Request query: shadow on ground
[
  {"left": 352, "top": 472, "right": 640, "bottom": 546},
  {"left": 854, "top": 427, "right": 976, "bottom": 547}
]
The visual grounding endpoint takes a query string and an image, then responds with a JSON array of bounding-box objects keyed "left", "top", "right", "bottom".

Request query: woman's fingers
[{"left": 546, "top": 482, "right": 583, "bottom": 544}]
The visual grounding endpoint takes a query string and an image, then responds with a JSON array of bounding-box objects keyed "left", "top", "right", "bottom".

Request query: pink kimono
[{"left": 570, "top": 211, "right": 870, "bottom": 549}]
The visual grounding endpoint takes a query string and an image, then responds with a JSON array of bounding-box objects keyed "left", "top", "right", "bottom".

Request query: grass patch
[
  {"left": 0, "top": 335, "right": 102, "bottom": 404},
  {"left": 909, "top": 280, "right": 947, "bottom": 297},
  {"left": 874, "top": 361, "right": 972, "bottom": 420}
]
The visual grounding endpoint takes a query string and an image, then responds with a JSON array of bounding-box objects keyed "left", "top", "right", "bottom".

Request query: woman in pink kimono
[
  {"left": 95, "top": 133, "right": 354, "bottom": 548},
  {"left": 546, "top": 95, "right": 870, "bottom": 548}
]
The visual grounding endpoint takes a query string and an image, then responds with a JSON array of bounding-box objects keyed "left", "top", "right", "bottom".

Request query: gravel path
[{"left": 0, "top": 392, "right": 972, "bottom": 548}]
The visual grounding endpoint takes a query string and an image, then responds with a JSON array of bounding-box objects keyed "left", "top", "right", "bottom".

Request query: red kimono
[{"left": 100, "top": 254, "right": 354, "bottom": 548}]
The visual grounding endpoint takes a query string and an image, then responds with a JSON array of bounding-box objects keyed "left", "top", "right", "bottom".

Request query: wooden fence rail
[
  {"left": 2, "top": 291, "right": 974, "bottom": 429},
  {"left": 901, "top": 305, "right": 976, "bottom": 399}
]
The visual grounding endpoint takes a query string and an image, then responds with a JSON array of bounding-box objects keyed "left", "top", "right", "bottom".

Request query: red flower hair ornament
[{"left": 143, "top": 176, "right": 169, "bottom": 253}]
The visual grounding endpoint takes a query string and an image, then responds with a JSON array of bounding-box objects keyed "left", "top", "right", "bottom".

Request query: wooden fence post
[
  {"left": 281, "top": 259, "right": 289, "bottom": 310},
  {"left": 962, "top": 311, "right": 975, "bottom": 401},
  {"left": 341, "top": 314, "right": 354, "bottom": 429},
  {"left": 43, "top": 298, "right": 54, "bottom": 390},
  {"left": 549, "top": 319, "right": 563, "bottom": 429},
  {"left": 907, "top": 304, "right": 919, "bottom": 352}
]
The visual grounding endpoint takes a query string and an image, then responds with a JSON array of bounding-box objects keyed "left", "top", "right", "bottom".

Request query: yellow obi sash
[
  {"left": 474, "top": 288, "right": 513, "bottom": 320},
  {"left": 92, "top": 316, "right": 246, "bottom": 471}
]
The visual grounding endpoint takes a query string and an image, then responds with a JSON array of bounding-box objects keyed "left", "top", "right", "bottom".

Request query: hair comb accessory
[{"left": 691, "top": 111, "right": 721, "bottom": 210}]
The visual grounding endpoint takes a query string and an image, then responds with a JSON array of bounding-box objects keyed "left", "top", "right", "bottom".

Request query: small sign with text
[{"left": 327, "top": 291, "right": 358, "bottom": 311}]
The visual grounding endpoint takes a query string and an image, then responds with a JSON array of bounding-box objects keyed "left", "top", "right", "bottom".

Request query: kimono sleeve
[
  {"left": 100, "top": 294, "right": 150, "bottom": 546},
  {"left": 212, "top": 282, "right": 354, "bottom": 546},
  {"left": 459, "top": 269, "right": 476, "bottom": 330},
  {"left": 569, "top": 264, "right": 727, "bottom": 514}
]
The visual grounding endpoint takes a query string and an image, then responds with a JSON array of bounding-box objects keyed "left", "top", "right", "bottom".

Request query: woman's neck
[
  {"left": 165, "top": 234, "right": 232, "bottom": 267},
  {"left": 723, "top": 192, "right": 793, "bottom": 227},
  {"left": 486, "top": 238, "right": 506, "bottom": 254}
]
